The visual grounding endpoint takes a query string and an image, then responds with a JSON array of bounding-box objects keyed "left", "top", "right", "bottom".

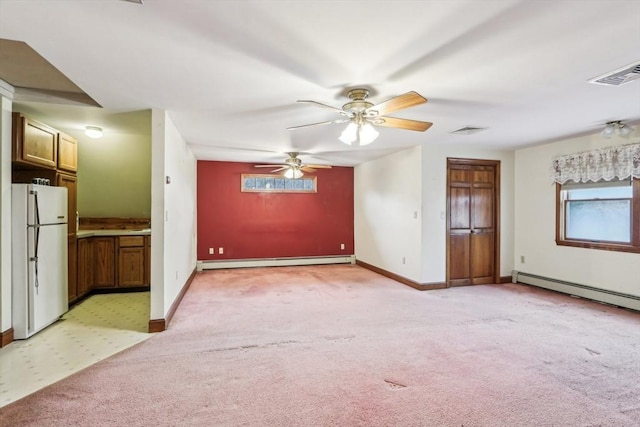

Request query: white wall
[
  {"left": 421, "top": 144, "right": 515, "bottom": 283},
  {"left": 150, "top": 109, "right": 197, "bottom": 320},
  {"left": 355, "top": 146, "right": 423, "bottom": 282},
  {"left": 514, "top": 132, "right": 640, "bottom": 297},
  {"left": 0, "top": 82, "right": 14, "bottom": 334},
  {"left": 354, "top": 143, "right": 515, "bottom": 285}
]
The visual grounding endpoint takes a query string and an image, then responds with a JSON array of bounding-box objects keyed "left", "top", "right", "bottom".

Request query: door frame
[{"left": 446, "top": 158, "right": 501, "bottom": 286}]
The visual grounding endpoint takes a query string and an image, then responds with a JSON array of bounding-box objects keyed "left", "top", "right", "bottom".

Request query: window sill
[{"left": 556, "top": 239, "right": 640, "bottom": 254}]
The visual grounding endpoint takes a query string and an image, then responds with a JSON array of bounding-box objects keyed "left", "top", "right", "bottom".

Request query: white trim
[
  {"left": 197, "top": 255, "right": 356, "bottom": 271},
  {"left": 513, "top": 270, "right": 640, "bottom": 311},
  {"left": 0, "top": 79, "right": 15, "bottom": 100}
]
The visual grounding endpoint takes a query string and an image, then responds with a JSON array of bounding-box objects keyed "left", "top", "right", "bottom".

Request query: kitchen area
[{"left": 10, "top": 103, "right": 152, "bottom": 330}]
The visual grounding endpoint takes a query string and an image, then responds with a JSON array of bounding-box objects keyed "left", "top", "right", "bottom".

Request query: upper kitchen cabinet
[
  {"left": 57, "top": 132, "right": 78, "bottom": 173},
  {"left": 12, "top": 112, "right": 57, "bottom": 169}
]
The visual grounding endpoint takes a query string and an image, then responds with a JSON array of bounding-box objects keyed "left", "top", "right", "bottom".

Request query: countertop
[{"left": 76, "top": 229, "right": 151, "bottom": 238}]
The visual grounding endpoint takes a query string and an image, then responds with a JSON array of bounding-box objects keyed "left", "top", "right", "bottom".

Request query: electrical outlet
[
  {"left": 219, "top": 247, "right": 224, "bottom": 255},
  {"left": 413, "top": 211, "right": 418, "bottom": 219},
  {"left": 209, "top": 248, "right": 214, "bottom": 255},
  {"left": 402, "top": 257, "right": 406, "bottom": 264},
  {"left": 520, "top": 255, "right": 525, "bottom": 264},
  {"left": 340, "top": 243, "right": 345, "bottom": 250}
]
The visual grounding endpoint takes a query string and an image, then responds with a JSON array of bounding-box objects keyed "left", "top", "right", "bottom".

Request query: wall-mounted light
[
  {"left": 601, "top": 121, "right": 634, "bottom": 139},
  {"left": 85, "top": 126, "right": 103, "bottom": 138}
]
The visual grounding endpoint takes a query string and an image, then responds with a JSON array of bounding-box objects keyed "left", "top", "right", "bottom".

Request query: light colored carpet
[{"left": 1, "top": 265, "right": 639, "bottom": 426}]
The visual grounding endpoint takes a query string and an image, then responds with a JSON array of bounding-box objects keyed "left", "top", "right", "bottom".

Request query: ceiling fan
[
  {"left": 254, "top": 152, "right": 331, "bottom": 179},
  {"left": 287, "top": 88, "right": 432, "bottom": 146}
]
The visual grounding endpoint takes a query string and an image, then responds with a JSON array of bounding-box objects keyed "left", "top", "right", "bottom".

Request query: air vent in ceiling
[
  {"left": 450, "top": 126, "right": 487, "bottom": 135},
  {"left": 589, "top": 61, "right": 640, "bottom": 86},
  {"left": 119, "top": 0, "right": 143, "bottom": 4}
]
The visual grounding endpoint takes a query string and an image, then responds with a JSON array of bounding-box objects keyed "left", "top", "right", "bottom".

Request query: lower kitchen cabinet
[
  {"left": 75, "top": 233, "right": 150, "bottom": 301},
  {"left": 118, "top": 236, "right": 146, "bottom": 287},
  {"left": 77, "top": 238, "right": 94, "bottom": 295},
  {"left": 67, "top": 236, "right": 78, "bottom": 302},
  {"left": 93, "top": 237, "right": 117, "bottom": 288}
]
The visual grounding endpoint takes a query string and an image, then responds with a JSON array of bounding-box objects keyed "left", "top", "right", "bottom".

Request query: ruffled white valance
[{"left": 550, "top": 142, "right": 640, "bottom": 184}]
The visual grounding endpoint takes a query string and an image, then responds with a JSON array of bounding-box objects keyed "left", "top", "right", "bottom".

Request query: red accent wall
[{"left": 197, "top": 161, "right": 354, "bottom": 260}]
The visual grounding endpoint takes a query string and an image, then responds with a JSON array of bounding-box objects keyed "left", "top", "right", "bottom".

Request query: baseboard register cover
[
  {"left": 513, "top": 271, "right": 639, "bottom": 311},
  {"left": 197, "top": 255, "right": 356, "bottom": 271}
]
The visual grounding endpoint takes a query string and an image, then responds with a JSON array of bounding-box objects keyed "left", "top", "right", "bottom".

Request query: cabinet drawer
[{"left": 119, "top": 236, "right": 145, "bottom": 247}]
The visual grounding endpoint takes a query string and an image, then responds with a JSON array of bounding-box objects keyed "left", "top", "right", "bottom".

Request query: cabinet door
[
  {"left": 77, "top": 238, "right": 94, "bottom": 295},
  {"left": 67, "top": 236, "right": 78, "bottom": 302},
  {"left": 12, "top": 113, "right": 57, "bottom": 169},
  {"left": 118, "top": 247, "right": 145, "bottom": 287},
  {"left": 56, "top": 173, "right": 77, "bottom": 236},
  {"left": 93, "top": 237, "right": 116, "bottom": 288},
  {"left": 57, "top": 133, "right": 78, "bottom": 173}
]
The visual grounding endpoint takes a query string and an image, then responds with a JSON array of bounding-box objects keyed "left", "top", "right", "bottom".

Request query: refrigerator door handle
[{"left": 29, "top": 190, "right": 41, "bottom": 294}]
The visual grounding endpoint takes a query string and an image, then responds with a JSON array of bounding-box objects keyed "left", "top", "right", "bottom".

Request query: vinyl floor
[{"left": 0, "top": 292, "right": 151, "bottom": 407}]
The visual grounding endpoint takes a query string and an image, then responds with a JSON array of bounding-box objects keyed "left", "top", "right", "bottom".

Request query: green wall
[{"left": 77, "top": 130, "right": 151, "bottom": 218}]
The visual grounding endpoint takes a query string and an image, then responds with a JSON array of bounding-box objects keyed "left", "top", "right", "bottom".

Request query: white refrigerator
[{"left": 12, "top": 184, "right": 69, "bottom": 339}]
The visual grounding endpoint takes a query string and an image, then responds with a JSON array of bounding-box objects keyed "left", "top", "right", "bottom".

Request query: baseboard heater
[
  {"left": 513, "top": 271, "right": 640, "bottom": 312},
  {"left": 197, "top": 255, "right": 356, "bottom": 271}
]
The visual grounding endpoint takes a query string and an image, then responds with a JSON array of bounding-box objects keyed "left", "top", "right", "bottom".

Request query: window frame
[
  {"left": 240, "top": 173, "right": 317, "bottom": 193},
  {"left": 555, "top": 178, "right": 640, "bottom": 253}
]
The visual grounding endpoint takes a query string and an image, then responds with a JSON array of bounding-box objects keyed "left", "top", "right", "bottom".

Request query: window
[
  {"left": 241, "top": 174, "right": 317, "bottom": 193},
  {"left": 556, "top": 179, "right": 640, "bottom": 253}
]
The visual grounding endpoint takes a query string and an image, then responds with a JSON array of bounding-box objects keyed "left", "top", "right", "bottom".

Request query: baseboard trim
[
  {"left": 148, "top": 268, "right": 197, "bottom": 333},
  {"left": 513, "top": 271, "right": 639, "bottom": 312},
  {"left": 0, "top": 327, "right": 14, "bottom": 347},
  {"left": 500, "top": 275, "right": 512, "bottom": 284},
  {"left": 355, "top": 260, "right": 447, "bottom": 291},
  {"left": 197, "top": 255, "right": 355, "bottom": 271}
]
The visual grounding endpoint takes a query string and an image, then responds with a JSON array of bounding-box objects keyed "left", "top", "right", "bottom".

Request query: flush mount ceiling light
[
  {"left": 85, "top": 126, "right": 103, "bottom": 138},
  {"left": 600, "top": 121, "right": 634, "bottom": 139}
]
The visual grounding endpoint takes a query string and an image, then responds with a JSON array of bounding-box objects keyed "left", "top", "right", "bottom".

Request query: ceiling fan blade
[
  {"left": 297, "top": 100, "right": 347, "bottom": 114},
  {"left": 375, "top": 117, "right": 433, "bottom": 132},
  {"left": 271, "top": 167, "right": 288, "bottom": 173},
  {"left": 304, "top": 164, "right": 332, "bottom": 169},
  {"left": 301, "top": 166, "right": 316, "bottom": 173},
  {"left": 286, "top": 118, "right": 349, "bottom": 130},
  {"left": 368, "top": 91, "right": 427, "bottom": 116},
  {"left": 254, "top": 164, "right": 288, "bottom": 168}
]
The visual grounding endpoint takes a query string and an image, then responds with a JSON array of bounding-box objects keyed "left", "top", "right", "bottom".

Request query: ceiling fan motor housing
[{"left": 343, "top": 89, "right": 374, "bottom": 114}]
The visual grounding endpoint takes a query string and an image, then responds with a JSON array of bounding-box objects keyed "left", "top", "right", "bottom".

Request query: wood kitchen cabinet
[
  {"left": 57, "top": 132, "right": 78, "bottom": 173},
  {"left": 12, "top": 113, "right": 57, "bottom": 169},
  {"left": 118, "top": 236, "right": 146, "bottom": 287},
  {"left": 77, "top": 238, "right": 94, "bottom": 296},
  {"left": 57, "top": 173, "right": 78, "bottom": 302},
  {"left": 67, "top": 236, "right": 78, "bottom": 301},
  {"left": 93, "top": 237, "right": 117, "bottom": 288},
  {"left": 56, "top": 173, "right": 77, "bottom": 233}
]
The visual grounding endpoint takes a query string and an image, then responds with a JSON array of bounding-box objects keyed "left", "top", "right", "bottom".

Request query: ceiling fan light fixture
[
  {"left": 339, "top": 122, "right": 358, "bottom": 145},
  {"left": 618, "top": 123, "right": 634, "bottom": 138},
  {"left": 359, "top": 122, "right": 379, "bottom": 146},
  {"left": 284, "top": 168, "right": 303, "bottom": 179},
  {"left": 601, "top": 121, "right": 634, "bottom": 139}
]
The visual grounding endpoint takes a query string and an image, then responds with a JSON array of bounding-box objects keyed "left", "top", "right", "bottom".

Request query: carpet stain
[
  {"left": 205, "top": 340, "right": 302, "bottom": 353},
  {"left": 324, "top": 335, "right": 355, "bottom": 342},
  {"left": 384, "top": 379, "right": 407, "bottom": 389},
  {"left": 585, "top": 347, "right": 601, "bottom": 356}
]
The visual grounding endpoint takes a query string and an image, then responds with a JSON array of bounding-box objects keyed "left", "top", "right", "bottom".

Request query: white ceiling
[{"left": 1, "top": 0, "right": 639, "bottom": 166}]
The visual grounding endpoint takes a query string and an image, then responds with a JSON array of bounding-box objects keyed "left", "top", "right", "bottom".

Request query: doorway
[{"left": 446, "top": 158, "right": 500, "bottom": 286}]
